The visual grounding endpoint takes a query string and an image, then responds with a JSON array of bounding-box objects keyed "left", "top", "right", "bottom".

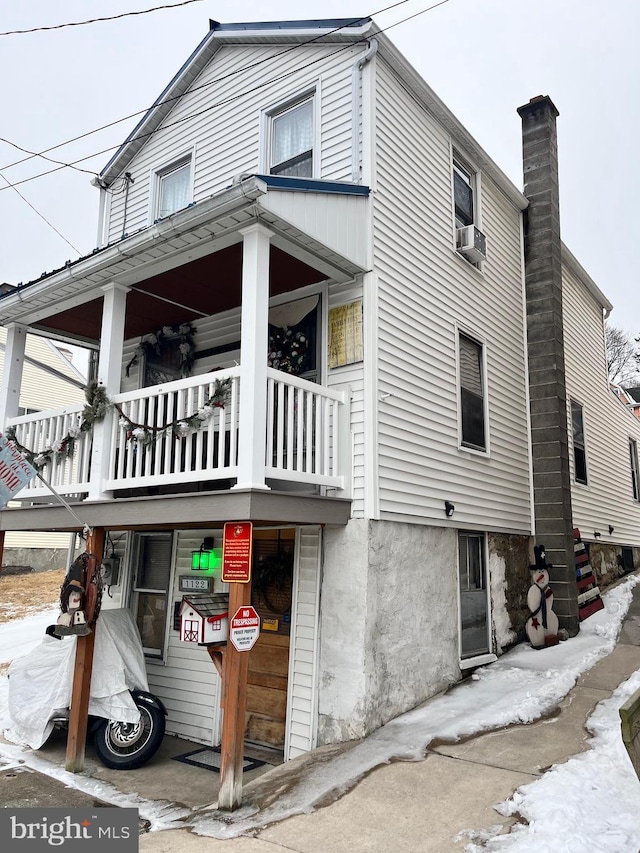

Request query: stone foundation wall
[{"left": 488, "top": 533, "right": 532, "bottom": 650}]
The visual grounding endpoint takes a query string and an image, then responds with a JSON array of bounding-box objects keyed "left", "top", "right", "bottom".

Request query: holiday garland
[
  {"left": 116, "top": 377, "right": 231, "bottom": 446},
  {"left": 125, "top": 322, "right": 196, "bottom": 378},
  {"left": 5, "top": 383, "right": 110, "bottom": 470},
  {"left": 5, "top": 377, "right": 231, "bottom": 467}
]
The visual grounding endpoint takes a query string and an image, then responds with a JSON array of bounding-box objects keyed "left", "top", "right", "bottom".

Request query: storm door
[
  {"left": 458, "top": 531, "right": 490, "bottom": 659},
  {"left": 130, "top": 531, "right": 174, "bottom": 658}
]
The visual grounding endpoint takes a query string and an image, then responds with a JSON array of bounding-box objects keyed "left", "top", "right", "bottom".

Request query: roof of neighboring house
[{"left": 626, "top": 387, "right": 640, "bottom": 403}]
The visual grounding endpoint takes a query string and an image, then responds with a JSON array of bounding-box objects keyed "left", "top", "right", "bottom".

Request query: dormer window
[{"left": 269, "top": 97, "right": 314, "bottom": 178}]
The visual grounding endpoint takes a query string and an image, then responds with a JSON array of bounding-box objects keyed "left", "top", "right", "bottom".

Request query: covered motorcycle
[{"left": 6, "top": 608, "right": 166, "bottom": 770}]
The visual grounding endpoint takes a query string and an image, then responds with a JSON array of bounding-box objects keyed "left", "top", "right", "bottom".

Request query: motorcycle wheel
[{"left": 93, "top": 700, "right": 165, "bottom": 770}]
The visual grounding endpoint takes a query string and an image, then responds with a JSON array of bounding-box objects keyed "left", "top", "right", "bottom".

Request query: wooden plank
[
  {"left": 245, "top": 715, "right": 285, "bottom": 747},
  {"left": 218, "top": 579, "right": 251, "bottom": 811},
  {"left": 620, "top": 687, "right": 640, "bottom": 780},
  {"left": 65, "top": 528, "right": 105, "bottom": 773},
  {"left": 0, "top": 530, "right": 4, "bottom": 575},
  {"left": 246, "top": 671, "right": 288, "bottom": 691},
  {"left": 246, "top": 684, "right": 287, "bottom": 718}
]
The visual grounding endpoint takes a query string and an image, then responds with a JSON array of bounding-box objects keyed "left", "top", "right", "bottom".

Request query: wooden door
[{"left": 245, "top": 528, "right": 294, "bottom": 750}]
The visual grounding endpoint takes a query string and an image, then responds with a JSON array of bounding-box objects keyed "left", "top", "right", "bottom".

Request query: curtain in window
[
  {"left": 158, "top": 163, "right": 190, "bottom": 218},
  {"left": 272, "top": 100, "right": 313, "bottom": 166}
]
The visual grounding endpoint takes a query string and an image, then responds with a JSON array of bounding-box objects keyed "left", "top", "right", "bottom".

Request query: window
[
  {"left": 270, "top": 97, "right": 314, "bottom": 178},
  {"left": 630, "top": 439, "right": 640, "bottom": 501},
  {"left": 154, "top": 156, "right": 191, "bottom": 219},
  {"left": 131, "top": 532, "right": 173, "bottom": 657},
  {"left": 571, "top": 400, "right": 588, "bottom": 484},
  {"left": 459, "top": 332, "right": 486, "bottom": 451},
  {"left": 458, "top": 532, "right": 490, "bottom": 659},
  {"left": 453, "top": 157, "right": 475, "bottom": 230}
]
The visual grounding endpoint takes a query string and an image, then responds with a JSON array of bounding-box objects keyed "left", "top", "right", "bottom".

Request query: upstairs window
[
  {"left": 630, "top": 439, "right": 640, "bottom": 501},
  {"left": 571, "top": 400, "right": 588, "bottom": 485},
  {"left": 154, "top": 156, "right": 191, "bottom": 220},
  {"left": 459, "top": 332, "right": 487, "bottom": 452},
  {"left": 270, "top": 97, "right": 314, "bottom": 178},
  {"left": 453, "top": 157, "right": 475, "bottom": 229}
]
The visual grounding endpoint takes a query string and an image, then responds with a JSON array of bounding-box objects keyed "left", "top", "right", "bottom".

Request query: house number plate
[{"left": 179, "top": 575, "right": 213, "bottom": 592}]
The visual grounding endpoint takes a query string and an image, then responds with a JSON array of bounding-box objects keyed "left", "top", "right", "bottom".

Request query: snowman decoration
[{"left": 525, "top": 545, "right": 559, "bottom": 649}]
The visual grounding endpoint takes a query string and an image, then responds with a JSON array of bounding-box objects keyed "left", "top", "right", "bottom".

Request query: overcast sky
[{"left": 1, "top": 0, "right": 638, "bottom": 334}]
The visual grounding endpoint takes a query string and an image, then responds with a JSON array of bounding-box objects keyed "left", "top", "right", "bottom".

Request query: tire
[{"left": 93, "top": 697, "right": 165, "bottom": 770}]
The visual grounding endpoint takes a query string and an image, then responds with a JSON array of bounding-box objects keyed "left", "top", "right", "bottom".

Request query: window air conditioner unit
[{"left": 456, "top": 225, "right": 487, "bottom": 262}]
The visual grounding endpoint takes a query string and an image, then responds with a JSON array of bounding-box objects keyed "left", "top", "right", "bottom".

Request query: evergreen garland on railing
[
  {"left": 125, "top": 322, "right": 196, "bottom": 378},
  {"left": 5, "top": 383, "right": 110, "bottom": 470},
  {"left": 5, "top": 377, "right": 231, "bottom": 468},
  {"left": 115, "top": 378, "right": 231, "bottom": 446}
]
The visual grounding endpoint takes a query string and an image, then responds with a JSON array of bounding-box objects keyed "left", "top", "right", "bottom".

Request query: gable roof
[{"left": 96, "top": 16, "right": 528, "bottom": 213}]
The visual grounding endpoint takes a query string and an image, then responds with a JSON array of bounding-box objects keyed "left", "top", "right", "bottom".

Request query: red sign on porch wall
[{"left": 221, "top": 522, "right": 253, "bottom": 583}]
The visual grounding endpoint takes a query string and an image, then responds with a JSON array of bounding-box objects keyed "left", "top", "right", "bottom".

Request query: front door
[
  {"left": 458, "top": 531, "right": 490, "bottom": 659},
  {"left": 246, "top": 528, "right": 295, "bottom": 752}
]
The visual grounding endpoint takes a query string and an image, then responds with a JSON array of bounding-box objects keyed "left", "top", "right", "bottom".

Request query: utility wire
[
  {"left": 0, "top": 0, "right": 204, "bottom": 37},
  {"left": 0, "top": 172, "right": 80, "bottom": 254},
  {"left": 0, "top": 0, "right": 415, "bottom": 174},
  {"left": 0, "top": 0, "right": 452, "bottom": 192}
]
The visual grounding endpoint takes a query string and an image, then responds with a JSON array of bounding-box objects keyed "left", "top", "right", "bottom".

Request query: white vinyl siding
[
  {"left": 563, "top": 261, "right": 640, "bottom": 545},
  {"left": 105, "top": 43, "right": 362, "bottom": 242},
  {"left": 285, "top": 525, "right": 322, "bottom": 760},
  {"left": 372, "top": 59, "right": 532, "bottom": 533}
]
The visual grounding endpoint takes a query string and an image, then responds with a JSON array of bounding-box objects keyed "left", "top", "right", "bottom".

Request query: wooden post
[
  {"left": 0, "top": 530, "right": 5, "bottom": 575},
  {"left": 217, "top": 580, "right": 252, "bottom": 810},
  {"left": 65, "top": 527, "right": 105, "bottom": 773}
]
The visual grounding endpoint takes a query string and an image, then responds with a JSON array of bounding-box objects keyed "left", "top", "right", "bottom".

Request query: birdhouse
[{"left": 180, "top": 593, "right": 229, "bottom": 644}]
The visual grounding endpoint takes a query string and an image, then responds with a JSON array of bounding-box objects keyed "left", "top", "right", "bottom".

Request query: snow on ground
[
  {"left": 459, "top": 667, "right": 640, "bottom": 852},
  {"left": 0, "top": 577, "right": 638, "bottom": 841}
]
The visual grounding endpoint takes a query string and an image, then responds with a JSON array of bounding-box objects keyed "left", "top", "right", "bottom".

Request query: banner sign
[
  {"left": 0, "top": 433, "right": 36, "bottom": 508},
  {"left": 222, "top": 522, "right": 253, "bottom": 583}
]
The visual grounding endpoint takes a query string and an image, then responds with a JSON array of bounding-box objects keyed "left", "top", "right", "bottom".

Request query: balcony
[{"left": 6, "top": 368, "right": 351, "bottom": 505}]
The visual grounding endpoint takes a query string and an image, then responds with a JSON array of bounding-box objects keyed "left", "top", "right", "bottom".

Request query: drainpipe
[{"left": 351, "top": 39, "right": 378, "bottom": 184}]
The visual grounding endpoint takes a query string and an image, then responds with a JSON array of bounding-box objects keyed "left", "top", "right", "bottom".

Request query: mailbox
[{"left": 179, "top": 593, "right": 229, "bottom": 644}]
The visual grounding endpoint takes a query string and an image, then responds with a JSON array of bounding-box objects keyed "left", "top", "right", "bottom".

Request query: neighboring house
[
  {"left": 620, "top": 386, "right": 640, "bottom": 420},
  {"left": 0, "top": 324, "right": 86, "bottom": 570},
  {"left": 0, "top": 18, "right": 639, "bottom": 761}
]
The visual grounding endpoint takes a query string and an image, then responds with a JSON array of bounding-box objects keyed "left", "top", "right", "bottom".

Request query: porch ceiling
[
  {"left": 1, "top": 177, "right": 368, "bottom": 347},
  {"left": 35, "top": 244, "right": 327, "bottom": 343}
]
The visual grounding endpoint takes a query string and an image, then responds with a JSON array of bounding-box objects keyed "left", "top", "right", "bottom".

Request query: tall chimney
[{"left": 517, "top": 95, "right": 579, "bottom": 636}]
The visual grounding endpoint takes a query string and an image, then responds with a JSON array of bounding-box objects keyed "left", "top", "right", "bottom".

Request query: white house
[{"left": 0, "top": 17, "right": 638, "bottom": 762}]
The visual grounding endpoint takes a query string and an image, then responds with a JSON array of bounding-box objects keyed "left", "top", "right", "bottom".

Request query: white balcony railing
[{"left": 6, "top": 368, "right": 349, "bottom": 501}]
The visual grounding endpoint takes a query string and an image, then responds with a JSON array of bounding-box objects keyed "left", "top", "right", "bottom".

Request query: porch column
[
  {"left": 87, "top": 283, "right": 129, "bottom": 501},
  {"left": 233, "top": 223, "right": 273, "bottom": 491},
  {"left": 0, "top": 322, "right": 27, "bottom": 430}
]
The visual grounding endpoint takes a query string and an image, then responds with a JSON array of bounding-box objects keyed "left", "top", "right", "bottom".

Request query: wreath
[
  {"left": 268, "top": 326, "right": 308, "bottom": 375},
  {"left": 126, "top": 322, "right": 196, "bottom": 378}
]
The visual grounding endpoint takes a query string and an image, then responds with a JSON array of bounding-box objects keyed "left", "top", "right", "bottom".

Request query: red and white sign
[
  {"left": 222, "top": 522, "right": 253, "bottom": 583},
  {"left": 0, "top": 433, "right": 36, "bottom": 508},
  {"left": 229, "top": 605, "right": 260, "bottom": 652}
]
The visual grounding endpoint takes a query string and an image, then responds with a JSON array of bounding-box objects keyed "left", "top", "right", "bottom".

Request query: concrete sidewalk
[{"left": 3, "top": 582, "right": 639, "bottom": 852}]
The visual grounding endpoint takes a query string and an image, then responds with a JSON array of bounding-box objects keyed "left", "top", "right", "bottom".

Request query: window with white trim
[
  {"left": 453, "top": 157, "right": 475, "bottom": 230},
  {"left": 269, "top": 96, "right": 314, "bottom": 178},
  {"left": 630, "top": 438, "right": 640, "bottom": 501},
  {"left": 154, "top": 156, "right": 191, "bottom": 220},
  {"left": 131, "top": 532, "right": 173, "bottom": 658},
  {"left": 571, "top": 400, "right": 588, "bottom": 485},
  {"left": 458, "top": 332, "right": 487, "bottom": 452}
]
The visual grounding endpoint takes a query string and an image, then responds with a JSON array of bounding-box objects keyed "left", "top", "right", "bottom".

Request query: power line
[
  {"left": 0, "top": 0, "right": 452, "bottom": 193},
  {"left": 0, "top": 136, "right": 96, "bottom": 177},
  {"left": 0, "top": 0, "right": 204, "bottom": 37},
  {"left": 0, "top": 172, "right": 80, "bottom": 254},
  {"left": 0, "top": 1, "right": 414, "bottom": 174}
]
